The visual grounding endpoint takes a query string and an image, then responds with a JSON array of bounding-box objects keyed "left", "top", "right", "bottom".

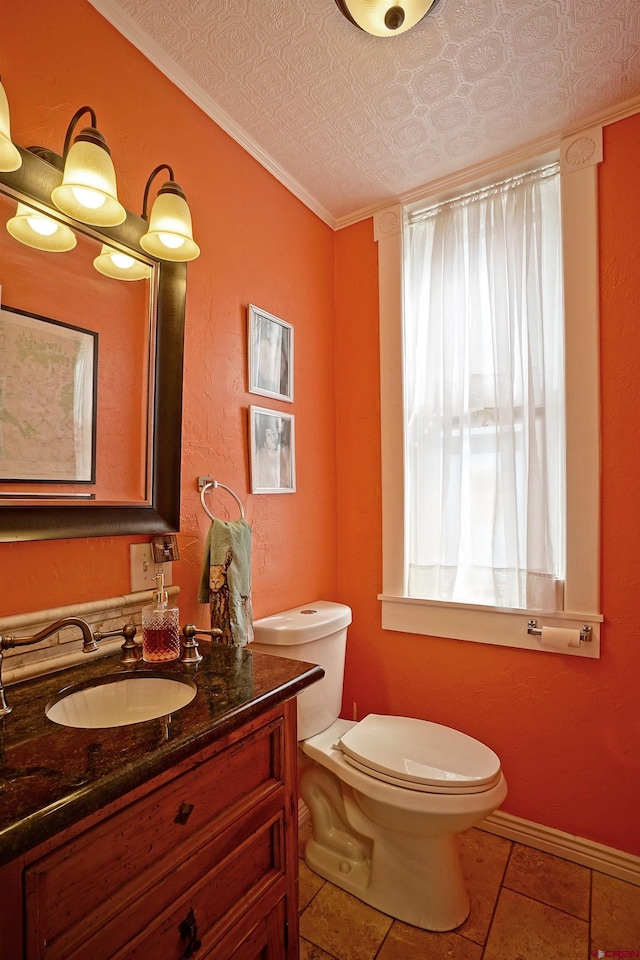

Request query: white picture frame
[
  {"left": 249, "top": 405, "right": 296, "bottom": 494},
  {"left": 248, "top": 304, "right": 293, "bottom": 403}
]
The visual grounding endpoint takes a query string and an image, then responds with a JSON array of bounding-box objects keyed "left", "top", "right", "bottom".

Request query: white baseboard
[
  {"left": 298, "top": 798, "right": 640, "bottom": 887},
  {"left": 480, "top": 810, "right": 640, "bottom": 887}
]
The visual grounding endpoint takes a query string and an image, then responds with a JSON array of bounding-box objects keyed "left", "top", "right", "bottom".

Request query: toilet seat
[{"left": 338, "top": 715, "right": 502, "bottom": 795}]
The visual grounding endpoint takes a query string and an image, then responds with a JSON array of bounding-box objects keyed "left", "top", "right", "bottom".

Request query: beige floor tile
[
  {"left": 455, "top": 827, "right": 512, "bottom": 944},
  {"left": 377, "top": 919, "right": 483, "bottom": 960},
  {"left": 504, "top": 843, "right": 591, "bottom": 919},
  {"left": 483, "top": 888, "right": 588, "bottom": 960},
  {"left": 300, "top": 859, "right": 326, "bottom": 913},
  {"left": 299, "top": 883, "right": 392, "bottom": 960},
  {"left": 591, "top": 872, "right": 640, "bottom": 949},
  {"left": 300, "top": 937, "right": 339, "bottom": 960}
]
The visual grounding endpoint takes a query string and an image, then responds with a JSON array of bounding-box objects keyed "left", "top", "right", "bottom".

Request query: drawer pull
[
  {"left": 179, "top": 907, "right": 201, "bottom": 957},
  {"left": 174, "top": 802, "right": 195, "bottom": 825}
]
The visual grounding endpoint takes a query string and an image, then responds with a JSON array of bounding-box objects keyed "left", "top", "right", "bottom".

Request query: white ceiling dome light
[{"left": 334, "top": 0, "right": 436, "bottom": 36}]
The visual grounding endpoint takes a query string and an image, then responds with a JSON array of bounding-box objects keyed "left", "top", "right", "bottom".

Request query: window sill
[{"left": 379, "top": 594, "right": 602, "bottom": 658}]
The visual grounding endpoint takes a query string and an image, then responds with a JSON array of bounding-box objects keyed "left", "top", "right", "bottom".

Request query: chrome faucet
[{"left": 0, "top": 617, "right": 98, "bottom": 718}]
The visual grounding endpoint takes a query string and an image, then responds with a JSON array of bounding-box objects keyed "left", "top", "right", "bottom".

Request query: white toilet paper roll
[{"left": 540, "top": 626, "right": 581, "bottom": 649}]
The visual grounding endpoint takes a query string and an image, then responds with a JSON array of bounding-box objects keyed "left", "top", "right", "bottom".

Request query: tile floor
[{"left": 298, "top": 821, "right": 640, "bottom": 960}]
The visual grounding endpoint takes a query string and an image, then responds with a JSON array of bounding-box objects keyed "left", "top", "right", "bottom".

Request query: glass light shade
[
  {"left": 93, "top": 244, "right": 151, "bottom": 281},
  {"left": 51, "top": 137, "right": 126, "bottom": 226},
  {"left": 0, "top": 79, "right": 21, "bottom": 172},
  {"left": 140, "top": 190, "right": 200, "bottom": 262},
  {"left": 6, "top": 202, "right": 77, "bottom": 252},
  {"left": 336, "top": 0, "right": 435, "bottom": 36}
]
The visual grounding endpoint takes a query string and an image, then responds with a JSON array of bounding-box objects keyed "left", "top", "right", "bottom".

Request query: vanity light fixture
[
  {"left": 51, "top": 106, "right": 126, "bottom": 227},
  {"left": 6, "top": 201, "right": 77, "bottom": 252},
  {"left": 0, "top": 76, "right": 21, "bottom": 172},
  {"left": 334, "top": 0, "right": 436, "bottom": 36},
  {"left": 93, "top": 243, "right": 151, "bottom": 281},
  {"left": 139, "top": 164, "right": 200, "bottom": 262}
]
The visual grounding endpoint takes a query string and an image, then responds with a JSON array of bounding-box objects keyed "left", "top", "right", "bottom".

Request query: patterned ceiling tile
[
  {"left": 445, "top": 0, "right": 501, "bottom": 41},
  {"left": 528, "top": 90, "right": 573, "bottom": 124},
  {"left": 430, "top": 97, "right": 470, "bottom": 133},
  {"left": 89, "top": 0, "right": 640, "bottom": 223},
  {"left": 512, "top": 4, "right": 562, "bottom": 55},
  {"left": 249, "top": 0, "right": 305, "bottom": 37},
  {"left": 213, "top": 20, "right": 262, "bottom": 67},
  {"left": 470, "top": 77, "right": 514, "bottom": 114},
  {"left": 457, "top": 36, "right": 507, "bottom": 81},
  {"left": 333, "top": 109, "right": 378, "bottom": 141},
  {"left": 521, "top": 56, "right": 564, "bottom": 89},
  {"left": 414, "top": 63, "right": 459, "bottom": 101},
  {"left": 273, "top": 98, "right": 318, "bottom": 132}
]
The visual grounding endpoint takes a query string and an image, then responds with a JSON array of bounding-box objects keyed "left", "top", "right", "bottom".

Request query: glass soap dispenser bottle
[{"left": 142, "top": 571, "right": 180, "bottom": 662}]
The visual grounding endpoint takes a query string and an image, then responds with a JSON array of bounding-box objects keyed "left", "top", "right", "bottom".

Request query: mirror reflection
[{"left": 0, "top": 189, "right": 155, "bottom": 505}]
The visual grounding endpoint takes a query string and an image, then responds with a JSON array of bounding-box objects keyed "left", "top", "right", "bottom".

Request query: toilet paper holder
[{"left": 527, "top": 619, "right": 592, "bottom": 643}]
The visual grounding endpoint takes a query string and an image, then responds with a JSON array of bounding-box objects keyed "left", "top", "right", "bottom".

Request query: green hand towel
[{"left": 198, "top": 518, "right": 254, "bottom": 646}]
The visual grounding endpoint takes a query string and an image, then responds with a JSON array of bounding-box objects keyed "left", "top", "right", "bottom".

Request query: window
[
  {"left": 375, "top": 136, "right": 603, "bottom": 655},
  {"left": 404, "top": 165, "right": 564, "bottom": 611}
]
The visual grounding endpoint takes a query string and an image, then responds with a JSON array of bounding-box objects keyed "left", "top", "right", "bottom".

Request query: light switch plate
[{"left": 129, "top": 543, "right": 173, "bottom": 593}]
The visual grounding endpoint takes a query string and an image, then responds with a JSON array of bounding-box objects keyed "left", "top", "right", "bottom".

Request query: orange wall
[
  {"left": 0, "top": 0, "right": 337, "bottom": 623},
  {"left": 335, "top": 116, "right": 640, "bottom": 857}
]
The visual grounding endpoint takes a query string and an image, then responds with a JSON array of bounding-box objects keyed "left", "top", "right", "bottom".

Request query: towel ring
[{"left": 199, "top": 479, "right": 245, "bottom": 521}]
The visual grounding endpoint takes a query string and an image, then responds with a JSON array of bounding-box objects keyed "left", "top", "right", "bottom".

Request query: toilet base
[
  {"left": 300, "top": 757, "right": 471, "bottom": 932},
  {"left": 303, "top": 827, "right": 470, "bottom": 932}
]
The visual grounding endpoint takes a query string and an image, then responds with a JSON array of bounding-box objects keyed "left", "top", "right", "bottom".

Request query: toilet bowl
[{"left": 252, "top": 601, "right": 507, "bottom": 932}]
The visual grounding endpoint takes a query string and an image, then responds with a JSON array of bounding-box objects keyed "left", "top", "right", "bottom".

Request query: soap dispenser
[{"left": 142, "top": 571, "right": 180, "bottom": 662}]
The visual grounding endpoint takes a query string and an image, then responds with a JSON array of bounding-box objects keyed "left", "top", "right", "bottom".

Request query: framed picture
[
  {"left": 249, "top": 405, "right": 296, "bottom": 494},
  {"left": 0, "top": 305, "right": 97, "bottom": 483},
  {"left": 248, "top": 304, "right": 293, "bottom": 402}
]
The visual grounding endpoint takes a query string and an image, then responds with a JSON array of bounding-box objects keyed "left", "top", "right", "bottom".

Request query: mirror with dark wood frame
[{"left": 0, "top": 147, "right": 185, "bottom": 541}]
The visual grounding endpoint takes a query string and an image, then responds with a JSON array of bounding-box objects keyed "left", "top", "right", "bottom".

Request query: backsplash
[{"left": 0, "top": 588, "right": 180, "bottom": 686}]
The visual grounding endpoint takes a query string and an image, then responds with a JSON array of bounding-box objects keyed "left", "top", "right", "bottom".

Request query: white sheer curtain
[{"left": 404, "top": 164, "right": 564, "bottom": 610}]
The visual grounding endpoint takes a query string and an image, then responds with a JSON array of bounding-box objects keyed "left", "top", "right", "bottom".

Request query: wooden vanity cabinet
[{"left": 1, "top": 699, "right": 300, "bottom": 960}]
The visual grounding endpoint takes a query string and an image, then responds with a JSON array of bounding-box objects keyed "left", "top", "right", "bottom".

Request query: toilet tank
[{"left": 252, "top": 601, "right": 352, "bottom": 740}]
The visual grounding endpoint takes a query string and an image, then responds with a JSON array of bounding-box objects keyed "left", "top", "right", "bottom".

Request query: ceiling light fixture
[
  {"left": 334, "top": 0, "right": 435, "bottom": 36},
  {"left": 6, "top": 201, "right": 77, "bottom": 252},
  {"left": 51, "top": 106, "right": 126, "bottom": 227},
  {"left": 140, "top": 164, "right": 200, "bottom": 262},
  {"left": 0, "top": 76, "right": 21, "bottom": 171}
]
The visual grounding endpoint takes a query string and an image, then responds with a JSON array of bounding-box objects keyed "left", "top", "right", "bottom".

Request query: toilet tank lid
[{"left": 253, "top": 601, "right": 352, "bottom": 645}]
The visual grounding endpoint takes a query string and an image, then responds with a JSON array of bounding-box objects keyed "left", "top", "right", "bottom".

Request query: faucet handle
[
  {"left": 93, "top": 623, "right": 140, "bottom": 663},
  {"left": 120, "top": 624, "right": 141, "bottom": 664},
  {"left": 180, "top": 624, "right": 203, "bottom": 664},
  {"left": 180, "top": 624, "right": 223, "bottom": 664}
]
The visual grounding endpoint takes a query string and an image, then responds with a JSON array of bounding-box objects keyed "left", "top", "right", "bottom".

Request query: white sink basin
[{"left": 46, "top": 673, "right": 197, "bottom": 728}]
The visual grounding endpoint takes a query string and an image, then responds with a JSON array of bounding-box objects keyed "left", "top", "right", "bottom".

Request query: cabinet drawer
[
  {"left": 25, "top": 715, "right": 284, "bottom": 960},
  {"left": 211, "top": 897, "right": 287, "bottom": 960},
  {"left": 105, "top": 813, "right": 284, "bottom": 960}
]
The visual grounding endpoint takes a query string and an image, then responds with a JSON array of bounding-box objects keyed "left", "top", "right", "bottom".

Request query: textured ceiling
[{"left": 89, "top": 0, "right": 640, "bottom": 226}]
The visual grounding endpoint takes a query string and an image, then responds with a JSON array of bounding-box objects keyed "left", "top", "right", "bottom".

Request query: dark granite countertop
[{"left": 0, "top": 644, "right": 323, "bottom": 867}]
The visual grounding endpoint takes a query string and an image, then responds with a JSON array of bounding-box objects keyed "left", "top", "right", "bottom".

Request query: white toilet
[{"left": 252, "top": 601, "right": 507, "bottom": 932}]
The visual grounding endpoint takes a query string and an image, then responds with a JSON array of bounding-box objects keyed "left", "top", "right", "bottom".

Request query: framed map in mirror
[{"left": 0, "top": 305, "right": 97, "bottom": 484}]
